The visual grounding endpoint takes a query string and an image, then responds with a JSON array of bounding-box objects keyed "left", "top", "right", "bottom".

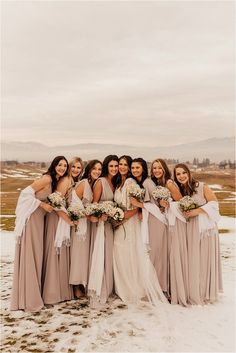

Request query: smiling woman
[{"left": 10, "top": 156, "right": 69, "bottom": 312}]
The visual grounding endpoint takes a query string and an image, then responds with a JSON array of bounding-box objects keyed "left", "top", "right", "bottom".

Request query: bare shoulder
[{"left": 31, "top": 174, "right": 51, "bottom": 191}]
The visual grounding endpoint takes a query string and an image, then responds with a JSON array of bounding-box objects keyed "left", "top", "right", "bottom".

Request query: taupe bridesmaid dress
[
  {"left": 42, "top": 198, "right": 73, "bottom": 304},
  {"left": 69, "top": 179, "right": 92, "bottom": 291},
  {"left": 11, "top": 187, "right": 51, "bottom": 312},
  {"left": 187, "top": 182, "right": 223, "bottom": 304},
  {"left": 169, "top": 218, "right": 189, "bottom": 306},
  {"left": 143, "top": 178, "right": 168, "bottom": 293},
  {"left": 89, "top": 177, "right": 114, "bottom": 305}
]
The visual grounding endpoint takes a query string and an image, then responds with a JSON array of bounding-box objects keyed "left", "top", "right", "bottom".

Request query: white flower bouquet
[
  {"left": 47, "top": 192, "right": 65, "bottom": 209},
  {"left": 67, "top": 203, "right": 86, "bottom": 232},
  {"left": 152, "top": 186, "right": 171, "bottom": 201},
  {"left": 127, "top": 183, "right": 145, "bottom": 201},
  {"left": 152, "top": 186, "right": 171, "bottom": 212},
  {"left": 178, "top": 196, "right": 197, "bottom": 221},
  {"left": 84, "top": 202, "right": 104, "bottom": 218}
]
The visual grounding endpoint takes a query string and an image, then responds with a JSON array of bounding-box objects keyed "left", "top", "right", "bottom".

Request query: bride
[{"left": 113, "top": 155, "right": 167, "bottom": 305}]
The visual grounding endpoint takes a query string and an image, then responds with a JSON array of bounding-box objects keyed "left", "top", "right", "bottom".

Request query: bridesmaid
[
  {"left": 42, "top": 156, "right": 76, "bottom": 305},
  {"left": 131, "top": 158, "right": 182, "bottom": 297},
  {"left": 173, "top": 163, "right": 223, "bottom": 305},
  {"left": 11, "top": 156, "right": 67, "bottom": 312},
  {"left": 88, "top": 155, "right": 119, "bottom": 307},
  {"left": 69, "top": 159, "right": 102, "bottom": 298}
]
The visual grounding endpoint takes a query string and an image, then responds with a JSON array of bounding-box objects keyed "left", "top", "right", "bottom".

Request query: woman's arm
[
  {"left": 166, "top": 180, "right": 182, "bottom": 201},
  {"left": 92, "top": 179, "right": 102, "bottom": 202},
  {"left": 56, "top": 176, "right": 74, "bottom": 224},
  {"left": 31, "top": 175, "right": 53, "bottom": 212}
]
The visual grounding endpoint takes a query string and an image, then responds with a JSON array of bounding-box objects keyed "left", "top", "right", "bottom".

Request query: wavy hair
[
  {"left": 151, "top": 158, "right": 172, "bottom": 186},
  {"left": 173, "top": 163, "right": 199, "bottom": 196},
  {"left": 44, "top": 155, "right": 69, "bottom": 192},
  {"left": 101, "top": 155, "right": 119, "bottom": 187},
  {"left": 116, "top": 155, "right": 133, "bottom": 188},
  {"left": 68, "top": 157, "right": 84, "bottom": 183},
  {"left": 81, "top": 159, "right": 102, "bottom": 187},
  {"left": 131, "top": 158, "right": 148, "bottom": 187}
]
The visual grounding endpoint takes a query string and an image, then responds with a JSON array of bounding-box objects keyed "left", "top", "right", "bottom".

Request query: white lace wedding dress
[{"left": 113, "top": 178, "right": 166, "bottom": 305}]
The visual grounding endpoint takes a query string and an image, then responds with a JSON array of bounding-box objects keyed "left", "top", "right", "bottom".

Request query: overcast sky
[{"left": 1, "top": 0, "right": 235, "bottom": 147}]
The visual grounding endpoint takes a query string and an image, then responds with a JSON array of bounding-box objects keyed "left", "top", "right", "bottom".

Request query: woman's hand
[
  {"left": 159, "top": 199, "right": 169, "bottom": 209},
  {"left": 100, "top": 214, "right": 108, "bottom": 222},
  {"left": 130, "top": 197, "right": 142, "bottom": 208},
  {"left": 184, "top": 209, "right": 200, "bottom": 219},
  {"left": 40, "top": 202, "right": 53, "bottom": 213},
  {"left": 89, "top": 215, "right": 99, "bottom": 223}
]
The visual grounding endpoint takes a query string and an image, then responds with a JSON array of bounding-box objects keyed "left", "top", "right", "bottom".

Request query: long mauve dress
[
  {"left": 11, "top": 187, "right": 51, "bottom": 312},
  {"left": 168, "top": 217, "right": 189, "bottom": 306},
  {"left": 89, "top": 177, "right": 114, "bottom": 305},
  {"left": 143, "top": 178, "right": 168, "bottom": 293},
  {"left": 42, "top": 203, "right": 73, "bottom": 305},
  {"left": 69, "top": 179, "right": 92, "bottom": 290},
  {"left": 187, "top": 182, "right": 223, "bottom": 305}
]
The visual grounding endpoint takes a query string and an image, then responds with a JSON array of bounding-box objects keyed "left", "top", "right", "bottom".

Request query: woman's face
[
  {"left": 131, "top": 162, "right": 143, "bottom": 180},
  {"left": 90, "top": 162, "right": 102, "bottom": 181},
  {"left": 108, "top": 160, "right": 119, "bottom": 177},
  {"left": 152, "top": 161, "right": 164, "bottom": 180},
  {"left": 55, "top": 159, "right": 68, "bottom": 177},
  {"left": 175, "top": 167, "right": 189, "bottom": 185},
  {"left": 118, "top": 158, "right": 129, "bottom": 177},
  {"left": 71, "top": 162, "right": 83, "bottom": 178}
]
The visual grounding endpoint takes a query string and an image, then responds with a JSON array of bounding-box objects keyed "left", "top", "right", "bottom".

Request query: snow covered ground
[{"left": 0, "top": 217, "right": 235, "bottom": 352}]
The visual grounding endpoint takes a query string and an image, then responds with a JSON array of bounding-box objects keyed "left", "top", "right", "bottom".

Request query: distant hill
[{"left": 1, "top": 137, "right": 235, "bottom": 162}]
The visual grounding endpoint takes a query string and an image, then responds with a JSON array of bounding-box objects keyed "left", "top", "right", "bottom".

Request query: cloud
[{"left": 1, "top": 1, "right": 235, "bottom": 147}]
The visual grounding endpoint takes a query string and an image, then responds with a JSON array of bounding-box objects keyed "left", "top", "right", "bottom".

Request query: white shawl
[
  {"left": 167, "top": 201, "right": 187, "bottom": 226},
  {"left": 141, "top": 202, "right": 168, "bottom": 245},
  {"left": 14, "top": 186, "right": 41, "bottom": 239},
  {"left": 198, "top": 201, "right": 221, "bottom": 237},
  {"left": 54, "top": 190, "right": 87, "bottom": 250},
  {"left": 88, "top": 221, "right": 105, "bottom": 297}
]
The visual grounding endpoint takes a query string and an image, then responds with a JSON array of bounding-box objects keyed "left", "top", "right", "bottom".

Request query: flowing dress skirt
[
  {"left": 169, "top": 219, "right": 189, "bottom": 306},
  {"left": 200, "top": 229, "right": 223, "bottom": 303},
  {"left": 42, "top": 211, "right": 73, "bottom": 304},
  {"left": 11, "top": 207, "right": 46, "bottom": 312},
  {"left": 148, "top": 215, "right": 168, "bottom": 292},
  {"left": 69, "top": 222, "right": 91, "bottom": 289},
  {"left": 113, "top": 217, "right": 144, "bottom": 303}
]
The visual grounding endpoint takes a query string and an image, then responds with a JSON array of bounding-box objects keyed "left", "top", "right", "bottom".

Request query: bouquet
[
  {"left": 67, "top": 203, "right": 86, "bottom": 232},
  {"left": 127, "top": 183, "right": 145, "bottom": 202},
  {"left": 152, "top": 186, "right": 171, "bottom": 212},
  {"left": 47, "top": 192, "right": 65, "bottom": 209},
  {"left": 84, "top": 202, "right": 104, "bottom": 218},
  {"left": 84, "top": 201, "right": 124, "bottom": 228},
  {"left": 178, "top": 196, "right": 197, "bottom": 221}
]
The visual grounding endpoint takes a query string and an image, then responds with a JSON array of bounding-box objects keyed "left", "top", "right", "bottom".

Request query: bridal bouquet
[
  {"left": 107, "top": 206, "right": 124, "bottom": 222},
  {"left": 47, "top": 192, "right": 65, "bottom": 209},
  {"left": 85, "top": 201, "right": 124, "bottom": 226},
  {"left": 67, "top": 204, "right": 86, "bottom": 232},
  {"left": 152, "top": 186, "right": 171, "bottom": 212},
  {"left": 84, "top": 202, "right": 104, "bottom": 218},
  {"left": 127, "top": 183, "right": 145, "bottom": 201},
  {"left": 178, "top": 196, "right": 197, "bottom": 221}
]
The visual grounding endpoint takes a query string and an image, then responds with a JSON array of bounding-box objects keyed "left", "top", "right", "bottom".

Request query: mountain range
[{"left": 1, "top": 137, "right": 235, "bottom": 163}]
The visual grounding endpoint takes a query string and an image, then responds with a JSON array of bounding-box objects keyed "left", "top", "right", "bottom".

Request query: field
[{"left": 0, "top": 164, "right": 235, "bottom": 231}]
